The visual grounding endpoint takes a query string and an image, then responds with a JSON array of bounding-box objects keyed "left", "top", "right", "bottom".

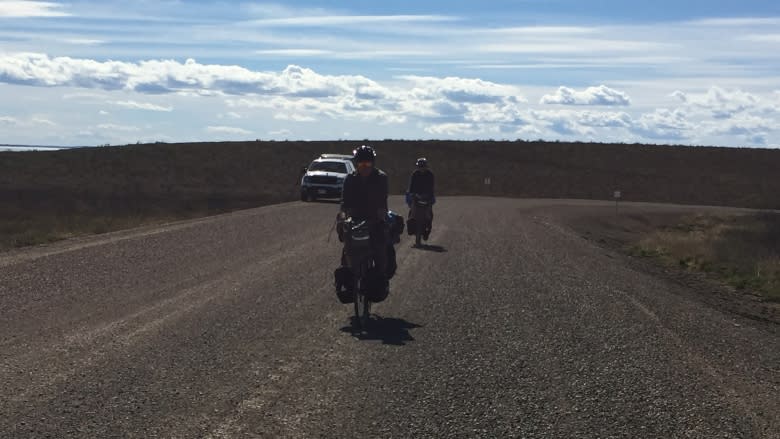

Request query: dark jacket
[
  {"left": 408, "top": 168, "right": 435, "bottom": 196},
  {"left": 341, "top": 168, "right": 388, "bottom": 221}
]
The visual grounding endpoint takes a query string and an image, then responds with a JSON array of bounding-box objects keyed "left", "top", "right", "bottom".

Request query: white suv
[{"left": 300, "top": 154, "right": 354, "bottom": 201}]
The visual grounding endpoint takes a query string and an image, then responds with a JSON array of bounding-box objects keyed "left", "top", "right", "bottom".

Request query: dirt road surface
[{"left": 2, "top": 197, "right": 778, "bottom": 438}]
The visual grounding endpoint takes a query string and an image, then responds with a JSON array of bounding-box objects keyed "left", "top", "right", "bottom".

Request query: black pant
[
  {"left": 368, "top": 223, "right": 388, "bottom": 278},
  {"left": 409, "top": 205, "right": 433, "bottom": 232}
]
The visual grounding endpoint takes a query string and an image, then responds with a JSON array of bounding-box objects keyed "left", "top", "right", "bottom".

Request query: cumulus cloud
[
  {"left": 576, "top": 111, "right": 633, "bottom": 128},
  {"left": 424, "top": 123, "right": 489, "bottom": 136},
  {"left": 206, "top": 125, "right": 252, "bottom": 135},
  {"left": 540, "top": 85, "right": 631, "bottom": 106},
  {"left": 0, "top": 53, "right": 387, "bottom": 99},
  {"left": 402, "top": 76, "right": 524, "bottom": 105},
  {"left": 531, "top": 110, "right": 596, "bottom": 136},
  {"left": 228, "top": 96, "right": 403, "bottom": 124},
  {"left": 0, "top": 1, "right": 69, "bottom": 18},
  {"left": 396, "top": 76, "right": 527, "bottom": 127},
  {"left": 463, "top": 102, "right": 529, "bottom": 125},
  {"left": 1, "top": 52, "right": 777, "bottom": 146},
  {"left": 709, "top": 115, "right": 772, "bottom": 136},
  {"left": 630, "top": 108, "right": 693, "bottom": 140},
  {"left": 672, "top": 86, "right": 760, "bottom": 118}
]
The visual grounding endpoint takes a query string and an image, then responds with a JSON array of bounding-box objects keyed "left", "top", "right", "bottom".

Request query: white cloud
[
  {"left": 475, "top": 26, "right": 597, "bottom": 36},
  {"left": 228, "top": 95, "right": 403, "bottom": 124},
  {"left": 739, "top": 34, "right": 780, "bottom": 43},
  {"left": 576, "top": 111, "right": 633, "bottom": 128},
  {"left": 0, "top": 115, "right": 19, "bottom": 125},
  {"left": 531, "top": 110, "right": 597, "bottom": 136},
  {"left": 672, "top": 86, "right": 760, "bottom": 118},
  {"left": 0, "top": 47, "right": 778, "bottom": 147},
  {"left": 480, "top": 39, "right": 665, "bottom": 55},
  {"left": 96, "top": 123, "right": 140, "bottom": 132},
  {"left": 705, "top": 114, "right": 773, "bottom": 144},
  {"left": 686, "top": 17, "right": 780, "bottom": 27},
  {"left": 241, "top": 14, "right": 456, "bottom": 27},
  {"left": 402, "top": 76, "right": 525, "bottom": 105},
  {"left": 0, "top": 54, "right": 399, "bottom": 102},
  {"left": 30, "top": 116, "right": 55, "bottom": 126},
  {"left": 541, "top": 85, "right": 631, "bottom": 106},
  {"left": 255, "top": 49, "right": 334, "bottom": 57},
  {"left": 206, "top": 125, "right": 252, "bottom": 135},
  {"left": 0, "top": 1, "right": 70, "bottom": 18},
  {"left": 0, "top": 114, "right": 56, "bottom": 127},
  {"left": 391, "top": 76, "right": 528, "bottom": 128},
  {"left": 63, "top": 39, "right": 106, "bottom": 46},
  {"left": 424, "top": 123, "right": 486, "bottom": 136},
  {"left": 111, "top": 100, "right": 173, "bottom": 112},
  {"left": 268, "top": 128, "right": 292, "bottom": 137},
  {"left": 463, "top": 102, "right": 529, "bottom": 125},
  {"left": 217, "top": 111, "right": 242, "bottom": 119},
  {"left": 273, "top": 113, "right": 317, "bottom": 122},
  {"left": 630, "top": 108, "right": 693, "bottom": 140}
]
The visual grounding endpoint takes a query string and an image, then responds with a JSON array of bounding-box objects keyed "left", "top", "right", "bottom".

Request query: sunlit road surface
[{"left": 2, "top": 197, "right": 778, "bottom": 438}]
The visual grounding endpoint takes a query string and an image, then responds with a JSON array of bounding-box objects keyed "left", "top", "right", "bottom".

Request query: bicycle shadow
[
  {"left": 412, "top": 244, "right": 447, "bottom": 253},
  {"left": 341, "top": 316, "right": 423, "bottom": 346}
]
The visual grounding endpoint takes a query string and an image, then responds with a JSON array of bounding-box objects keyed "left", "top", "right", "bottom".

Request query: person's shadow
[
  {"left": 413, "top": 244, "right": 447, "bottom": 253},
  {"left": 341, "top": 316, "right": 422, "bottom": 346}
]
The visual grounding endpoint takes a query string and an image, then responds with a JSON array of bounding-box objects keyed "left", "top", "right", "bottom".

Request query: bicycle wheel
[
  {"left": 360, "top": 293, "right": 370, "bottom": 328},
  {"left": 353, "top": 277, "right": 362, "bottom": 325},
  {"left": 354, "top": 291, "right": 370, "bottom": 329},
  {"left": 353, "top": 276, "right": 370, "bottom": 329}
]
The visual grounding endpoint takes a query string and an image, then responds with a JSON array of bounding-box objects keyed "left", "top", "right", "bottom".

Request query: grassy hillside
[
  {"left": 1, "top": 139, "right": 779, "bottom": 248},
  {"left": 3, "top": 140, "right": 780, "bottom": 209}
]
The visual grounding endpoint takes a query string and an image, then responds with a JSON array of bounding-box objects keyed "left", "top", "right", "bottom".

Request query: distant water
[{"left": 0, "top": 144, "right": 79, "bottom": 152}]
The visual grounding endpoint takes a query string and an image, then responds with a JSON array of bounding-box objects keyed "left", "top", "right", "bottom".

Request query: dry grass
[
  {"left": 1, "top": 139, "right": 779, "bottom": 251},
  {"left": 633, "top": 213, "right": 780, "bottom": 302},
  {"left": 0, "top": 211, "right": 192, "bottom": 251}
]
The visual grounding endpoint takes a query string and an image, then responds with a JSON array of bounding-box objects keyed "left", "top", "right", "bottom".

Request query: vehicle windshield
[{"left": 308, "top": 161, "right": 347, "bottom": 174}]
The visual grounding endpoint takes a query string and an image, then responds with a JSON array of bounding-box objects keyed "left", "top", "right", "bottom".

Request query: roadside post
[
  {"left": 484, "top": 177, "right": 491, "bottom": 194},
  {"left": 614, "top": 190, "right": 621, "bottom": 215}
]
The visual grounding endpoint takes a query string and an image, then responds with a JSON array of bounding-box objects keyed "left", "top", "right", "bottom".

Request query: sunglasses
[{"left": 356, "top": 161, "right": 374, "bottom": 168}]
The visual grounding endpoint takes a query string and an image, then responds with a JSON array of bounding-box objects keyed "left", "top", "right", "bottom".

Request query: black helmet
[
  {"left": 353, "top": 145, "right": 377, "bottom": 163},
  {"left": 416, "top": 157, "right": 428, "bottom": 168}
]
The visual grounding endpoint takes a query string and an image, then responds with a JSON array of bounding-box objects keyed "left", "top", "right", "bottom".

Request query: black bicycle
[
  {"left": 410, "top": 194, "right": 433, "bottom": 247},
  {"left": 343, "top": 219, "right": 374, "bottom": 329}
]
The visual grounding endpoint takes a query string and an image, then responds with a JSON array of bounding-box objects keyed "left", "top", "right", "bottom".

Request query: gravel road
[{"left": 1, "top": 197, "right": 778, "bottom": 438}]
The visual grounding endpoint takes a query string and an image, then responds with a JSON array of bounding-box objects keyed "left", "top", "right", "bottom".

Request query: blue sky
[{"left": 1, "top": 0, "right": 779, "bottom": 147}]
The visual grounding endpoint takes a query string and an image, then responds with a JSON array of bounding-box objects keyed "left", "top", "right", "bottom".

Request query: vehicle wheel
[{"left": 301, "top": 191, "right": 309, "bottom": 202}]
